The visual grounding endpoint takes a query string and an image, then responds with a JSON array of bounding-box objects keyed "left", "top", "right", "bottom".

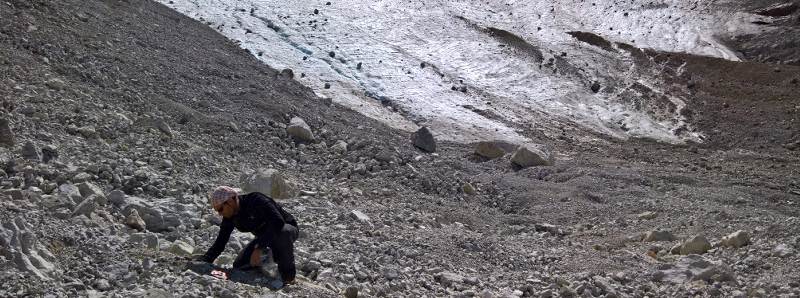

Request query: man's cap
[{"left": 210, "top": 186, "right": 239, "bottom": 207}]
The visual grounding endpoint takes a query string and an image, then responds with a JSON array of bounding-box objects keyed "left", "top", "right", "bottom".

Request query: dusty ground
[{"left": 1, "top": 0, "right": 799, "bottom": 297}]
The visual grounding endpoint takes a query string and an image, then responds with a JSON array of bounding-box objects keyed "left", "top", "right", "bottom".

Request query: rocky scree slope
[{"left": 2, "top": 0, "right": 800, "bottom": 298}]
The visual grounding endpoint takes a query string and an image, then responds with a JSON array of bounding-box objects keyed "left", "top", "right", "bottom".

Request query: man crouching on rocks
[{"left": 195, "top": 186, "right": 299, "bottom": 284}]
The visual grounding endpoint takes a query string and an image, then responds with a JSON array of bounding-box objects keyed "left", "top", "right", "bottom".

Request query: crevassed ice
[{"left": 158, "top": 0, "right": 753, "bottom": 144}]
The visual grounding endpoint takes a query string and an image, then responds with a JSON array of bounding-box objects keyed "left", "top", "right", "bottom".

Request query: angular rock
[
  {"left": 71, "top": 197, "right": 97, "bottom": 217},
  {"left": 169, "top": 240, "right": 195, "bottom": 256},
  {"left": 644, "top": 230, "right": 676, "bottom": 242},
  {"left": 637, "top": 211, "right": 658, "bottom": 220},
  {"left": 71, "top": 172, "right": 92, "bottom": 183},
  {"left": 129, "top": 233, "right": 159, "bottom": 250},
  {"left": 122, "top": 197, "right": 172, "bottom": 232},
  {"left": 462, "top": 182, "right": 477, "bottom": 195},
  {"left": 21, "top": 141, "right": 41, "bottom": 161},
  {"left": 41, "top": 145, "right": 58, "bottom": 163},
  {"left": 0, "top": 117, "right": 15, "bottom": 148},
  {"left": 331, "top": 140, "right": 348, "bottom": 155},
  {"left": 125, "top": 209, "right": 147, "bottom": 231},
  {"left": 2, "top": 189, "right": 24, "bottom": 201},
  {"left": 411, "top": 126, "right": 436, "bottom": 153},
  {"left": 653, "top": 255, "right": 734, "bottom": 284},
  {"left": 772, "top": 244, "right": 795, "bottom": 258},
  {"left": 59, "top": 184, "right": 84, "bottom": 204},
  {"left": 286, "top": 117, "right": 314, "bottom": 142},
  {"left": 511, "top": 144, "right": 554, "bottom": 168},
  {"left": 108, "top": 190, "right": 127, "bottom": 206},
  {"left": 350, "top": 210, "right": 371, "bottom": 222},
  {"left": 240, "top": 168, "right": 292, "bottom": 199},
  {"left": 475, "top": 141, "right": 508, "bottom": 159},
  {"left": 344, "top": 286, "right": 359, "bottom": 298},
  {"left": 76, "top": 182, "right": 103, "bottom": 199},
  {"left": 435, "top": 272, "right": 464, "bottom": 287},
  {"left": 679, "top": 235, "right": 712, "bottom": 255},
  {"left": 721, "top": 230, "right": 750, "bottom": 248}
]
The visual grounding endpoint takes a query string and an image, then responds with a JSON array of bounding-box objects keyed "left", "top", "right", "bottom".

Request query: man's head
[{"left": 210, "top": 186, "right": 239, "bottom": 219}]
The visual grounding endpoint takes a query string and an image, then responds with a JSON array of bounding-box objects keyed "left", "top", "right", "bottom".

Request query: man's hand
[{"left": 250, "top": 245, "right": 262, "bottom": 267}]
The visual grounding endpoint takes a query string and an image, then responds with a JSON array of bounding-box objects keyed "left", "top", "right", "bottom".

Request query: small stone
[
  {"left": 76, "top": 182, "right": 103, "bottom": 198},
  {"left": 286, "top": 117, "right": 315, "bottom": 142},
  {"left": 71, "top": 172, "right": 93, "bottom": 183},
  {"left": 462, "top": 183, "right": 477, "bottom": 195},
  {"left": 41, "top": 145, "right": 58, "bottom": 163},
  {"left": 93, "top": 279, "right": 111, "bottom": 291},
  {"left": 435, "top": 272, "right": 464, "bottom": 287},
  {"left": 128, "top": 233, "right": 159, "bottom": 250},
  {"left": 0, "top": 117, "right": 14, "bottom": 148},
  {"left": 169, "top": 240, "right": 195, "bottom": 256},
  {"left": 125, "top": 209, "right": 147, "bottom": 231},
  {"left": 721, "top": 230, "right": 750, "bottom": 248},
  {"left": 772, "top": 244, "right": 795, "bottom": 258},
  {"left": 331, "top": 140, "right": 348, "bottom": 154},
  {"left": 475, "top": 141, "right": 509, "bottom": 159},
  {"left": 680, "top": 235, "right": 712, "bottom": 255},
  {"left": 302, "top": 260, "right": 321, "bottom": 272},
  {"left": 280, "top": 68, "right": 294, "bottom": 79},
  {"left": 511, "top": 144, "right": 554, "bottom": 168},
  {"left": 71, "top": 197, "right": 97, "bottom": 217},
  {"left": 644, "top": 230, "right": 676, "bottom": 242},
  {"left": 21, "top": 141, "right": 41, "bottom": 161},
  {"left": 108, "top": 190, "right": 127, "bottom": 206},
  {"left": 350, "top": 210, "right": 370, "bottom": 222},
  {"left": 590, "top": 81, "right": 601, "bottom": 93},
  {"left": 411, "top": 126, "right": 436, "bottom": 153},
  {"left": 344, "top": 286, "right": 359, "bottom": 298},
  {"left": 637, "top": 211, "right": 657, "bottom": 220},
  {"left": 160, "top": 159, "right": 173, "bottom": 169}
]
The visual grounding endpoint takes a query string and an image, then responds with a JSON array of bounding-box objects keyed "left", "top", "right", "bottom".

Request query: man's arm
[{"left": 200, "top": 219, "right": 234, "bottom": 263}]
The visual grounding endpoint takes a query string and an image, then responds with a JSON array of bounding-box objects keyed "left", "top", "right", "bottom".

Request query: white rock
[
  {"left": 772, "top": 244, "right": 795, "bottom": 258},
  {"left": 644, "top": 230, "right": 676, "bottom": 242},
  {"left": 240, "top": 168, "right": 292, "bottom": 199},
  {"left": 169, "top": 240, "right": 195, "bottom": 256},
  {"left": 679, "top": 235, "right": 712, "bottom": 255},
  {"left": 510, "top": 144, "right": 553, "bottom": 168},
  {"left": 350, "top": 210, "right": 371, "bottom": 222},
  {"left": 637, "top": 211, "right": 658, "bottom": 220},
  {"left": 721, "top": 230, "right": 750, "bottom": 248},
  {"left": 286, "top": 117, "right": 314, "bottom": 142}
]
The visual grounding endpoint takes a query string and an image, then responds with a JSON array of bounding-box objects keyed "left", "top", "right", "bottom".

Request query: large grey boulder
[
  {"left": 411, "top": 126, "right": 436, "bottom": 153},
  {"left": 286, "top": 117, "right": 314, "bottom": 142},
  {"left": 240, "top": 168, "right": 292, "bottom": 199},
  {"left": 510, "top": 144, "right": 554, "bottom": 168}
]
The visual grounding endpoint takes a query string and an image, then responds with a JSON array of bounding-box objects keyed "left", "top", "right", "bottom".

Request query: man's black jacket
[{"left": 201, "top": 192, "right": 297, "bottom": 263}]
